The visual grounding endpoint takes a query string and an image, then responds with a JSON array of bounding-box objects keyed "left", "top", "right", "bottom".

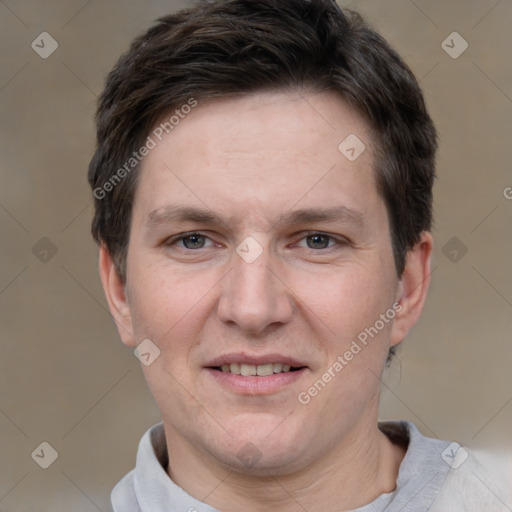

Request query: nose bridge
[
  {"left": 235, "top": 254, "right": 273, "bottom": 304},
  {"left": 217, "top": 243, "right": 292, "bottom": 332}
]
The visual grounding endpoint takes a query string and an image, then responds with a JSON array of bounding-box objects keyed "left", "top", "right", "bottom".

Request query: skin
[{"left": 100, "top": 90, "right": 432, "bottom": 511}]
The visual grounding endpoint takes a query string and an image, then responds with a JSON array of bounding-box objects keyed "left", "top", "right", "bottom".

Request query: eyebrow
[
  {"left": 146, "top": 206, "right": 226, "bottom": 229},
  {"left": 145, "top": 205, "right": 367, "bottom": 230},
  {"left": 276, "top": 206, "right": 367, "bottom": 228}
]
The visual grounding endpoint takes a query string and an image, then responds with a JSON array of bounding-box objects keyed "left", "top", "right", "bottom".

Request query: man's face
[{"left": 117, "top": 91, "right": 405, "bottom": 473}]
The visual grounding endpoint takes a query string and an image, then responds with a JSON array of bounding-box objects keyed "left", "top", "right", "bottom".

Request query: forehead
[
  {"left": 133, "top": 90, "right": 383, "bottom": 228},
  {"left": 161, "top": 91, "right": 372, "bottom": 164}
]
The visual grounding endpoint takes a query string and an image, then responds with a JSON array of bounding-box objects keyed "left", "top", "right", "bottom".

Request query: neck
[{"left": 164, "top": 413, "right": 405, "bottom": 511}]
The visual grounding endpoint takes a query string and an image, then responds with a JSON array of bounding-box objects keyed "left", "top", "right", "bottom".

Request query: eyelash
[{"left": 163, "top": 231, "right": 348, "bottom": 251}]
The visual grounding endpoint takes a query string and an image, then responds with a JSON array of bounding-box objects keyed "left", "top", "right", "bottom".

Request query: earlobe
[
  {"left": 98, "top": 245, "right": 137, "bottom": 347},
  {"left": 390, "top": 232, "right": 433, "bottom": 347}
]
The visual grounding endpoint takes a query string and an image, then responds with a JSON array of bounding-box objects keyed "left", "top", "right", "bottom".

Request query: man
[{"left": 88, "top": 0, "right": 509, "bottom": 510}]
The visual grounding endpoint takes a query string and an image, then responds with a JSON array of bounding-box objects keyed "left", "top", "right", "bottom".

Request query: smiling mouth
[{"left": 211, "top": 363, "right": 305, "bottom": 376}]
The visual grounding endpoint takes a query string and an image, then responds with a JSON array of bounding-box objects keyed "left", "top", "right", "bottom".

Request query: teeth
[
  {"left": 219, "top": 363, "right": 296, "bottom": 376},
  {"left": 256, "top": 363, "right": 274, "bottom": 376},
  {"left": 240, "top": 363, "right": 256, "bottom": 376}
]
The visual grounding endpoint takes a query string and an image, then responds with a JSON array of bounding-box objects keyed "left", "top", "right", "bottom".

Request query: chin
[
  {"left": 224, "top": 446, "right": 306, "bottom": 477},
  {"left": 210, "top": 416, "right": 311, "bottom": 474}
]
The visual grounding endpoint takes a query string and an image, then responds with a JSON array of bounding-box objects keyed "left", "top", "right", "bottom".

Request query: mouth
[
  {"left": 204, "top": 354, "right": 309, "bottom": 395},
  {"left": 212, "top": 363, "right": 304, "bottom": 376}
]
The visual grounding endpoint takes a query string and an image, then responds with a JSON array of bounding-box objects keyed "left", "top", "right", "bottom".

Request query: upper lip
[{"left": 205, "top": 353, "right": 308, "bottom": 368}]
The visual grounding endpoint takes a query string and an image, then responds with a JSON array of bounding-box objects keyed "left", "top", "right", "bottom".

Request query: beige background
[{"left": 1, "top": 1, "right": 511, "bottom": 510}]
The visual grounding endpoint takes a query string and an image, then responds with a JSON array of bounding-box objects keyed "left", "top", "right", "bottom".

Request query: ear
[
  {"left": 390, "top": 231, "right": 433, "bottom": 347},
  {"left": 99, "top": 245, "right": 137, "bottom": 347}
]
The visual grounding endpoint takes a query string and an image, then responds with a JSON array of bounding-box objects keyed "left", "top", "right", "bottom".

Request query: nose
[{"left": 217, "top": 245, "right": 293, "bottom": 336}]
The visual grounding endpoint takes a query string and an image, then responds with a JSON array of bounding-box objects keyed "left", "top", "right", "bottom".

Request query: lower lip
[{"left": 205, "top": 368, "right": 308, "bottom": 395}]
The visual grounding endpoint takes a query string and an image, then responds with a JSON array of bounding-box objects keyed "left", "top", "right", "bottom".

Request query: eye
[
  {"left": 173, "top": 233, "right": 215, "bottom": 249},
  {"left": 297, "top": 233, "right": 338, "bottom": 250}
]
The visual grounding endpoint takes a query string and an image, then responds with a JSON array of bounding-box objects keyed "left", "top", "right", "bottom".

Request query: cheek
[
  {"left": 126, "top": 262, "right": 219, "bottom": 403},
  {"left": 126, "top": 259, "right": 218, "bottom": 345},
  {"left": 297, "top": 267, "right": 397, "bottom": 419},
  {"left": 297, "top": 263, "right": 396, "bottom": 341}
]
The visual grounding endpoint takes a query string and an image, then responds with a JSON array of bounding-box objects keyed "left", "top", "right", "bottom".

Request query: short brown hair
[{"left": 88, "top": 0, "right": 437, "bottom": 283}]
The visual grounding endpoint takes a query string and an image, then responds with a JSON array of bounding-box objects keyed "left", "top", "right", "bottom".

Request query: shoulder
[
  {"left": 380, "top": 420, "right": 511, "bottom": 512},
  {"left": 431, "top": 448, "right": 512, "bottom": 512},
  {"left": 111, "top": 469, "right": 140, "bottom": 512},
  {"left": 110, "top": 422, "right": 165, "bottom": 512},
  {"left": 378, "top": 421, "right": 511, "bottom": 511}
]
